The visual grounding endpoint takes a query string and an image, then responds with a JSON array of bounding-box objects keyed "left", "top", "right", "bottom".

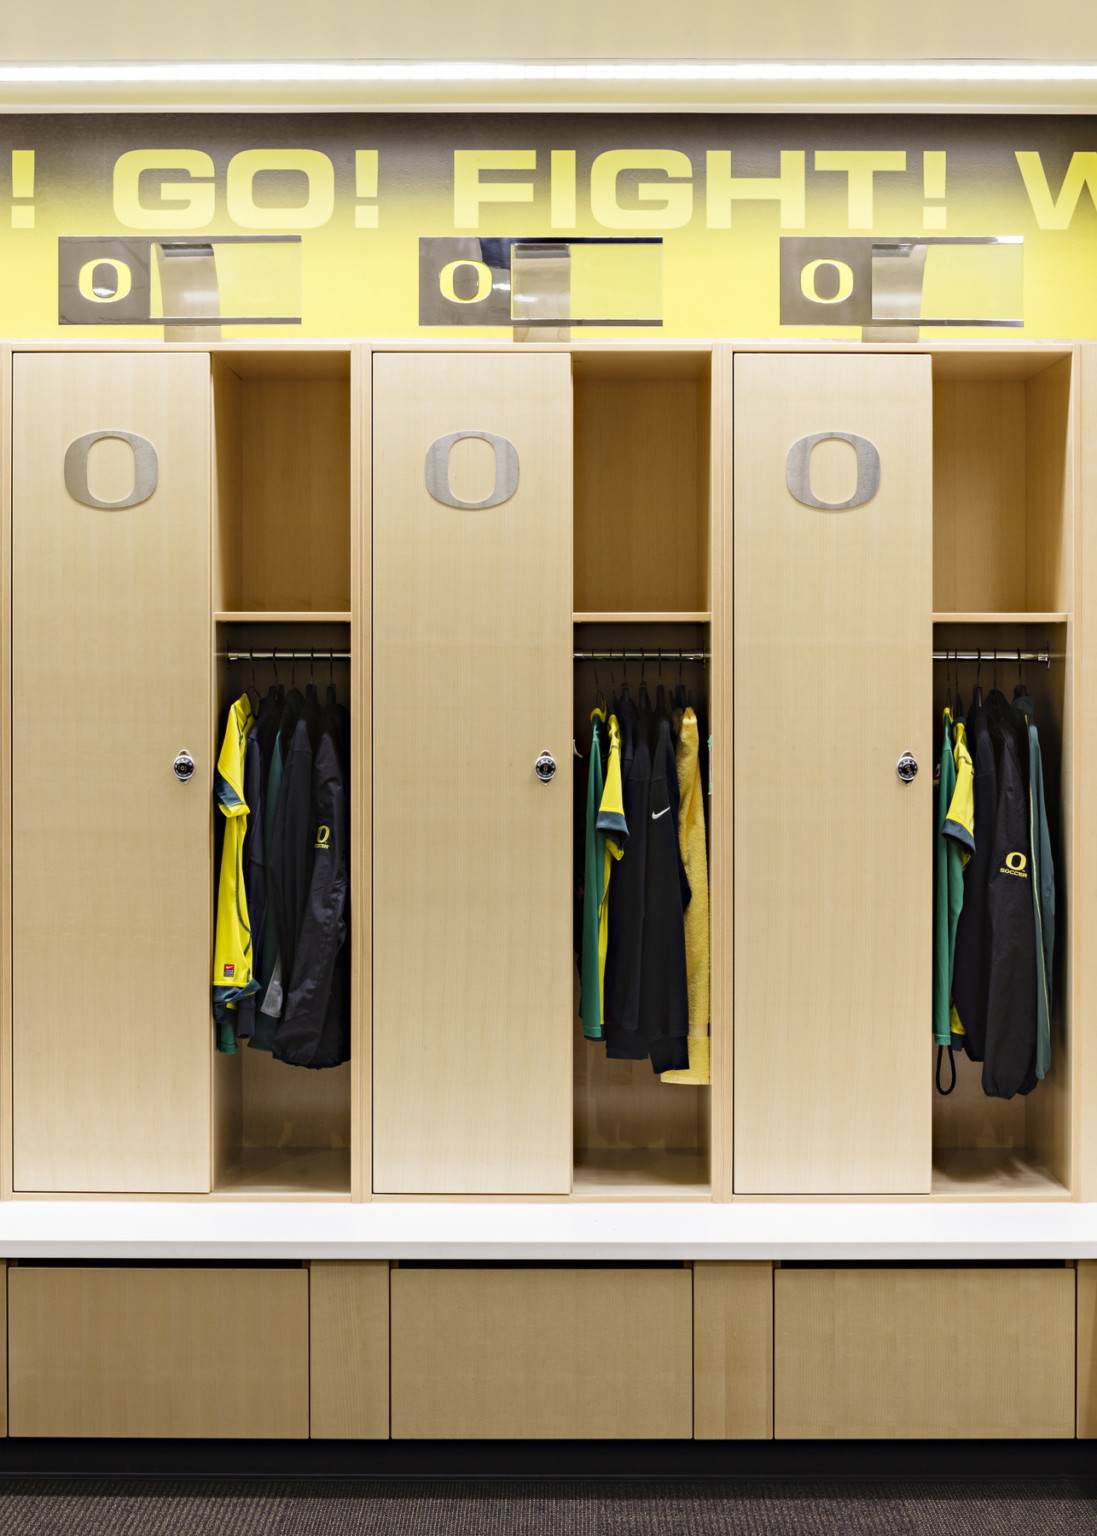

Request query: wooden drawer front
[
  {"left": 391, "top": 1268, "right": 693, "bottom": 1439},
  {"left": 775, "top": 1268, "right": 1075, "bottom": 1440},
  {"left": 9, "top": 1267, "right": 310, "bottom": 1438}
]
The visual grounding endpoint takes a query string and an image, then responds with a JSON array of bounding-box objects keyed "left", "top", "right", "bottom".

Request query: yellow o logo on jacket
[
  {"left": 1006, "top": 851, "right": 1027, "bottom": 871},
  {"left": 316, "top": 825, "right": 331, "bottom": 846}
]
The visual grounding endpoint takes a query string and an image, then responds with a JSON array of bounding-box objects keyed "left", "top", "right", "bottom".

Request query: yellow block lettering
[
  {"left": 814, "top": 150, "right": 907, "bottom": 229},
  {"left": 551, "top": 150, "right": 577, "bottom": 230},
  {"left": 113, "top": 149, "right": 215, "bottom": 230},
  {"left": 590, "top": 150, "right": 693, "bottom": 230},
  {"left": 1016, "top": 151, "right": 1097, "bottom": 229},
  {"left": 226, "top": 150, "right": 335, "bottom": 229},
  {"left": 453, "top": 150, "right": 536, "bottom": 228},
  {"left": 706, "top": 150, "right": 806, "bottom": 229}
]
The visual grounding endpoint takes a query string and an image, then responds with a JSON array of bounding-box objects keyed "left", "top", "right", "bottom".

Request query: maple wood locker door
[
  {"left": 12, "top": 352, "right": 212, "bottom": 1193},
  {"left": 732, "top": 353, "right": 933, "bottom": 1195},
  {"left": 371, "top": 353, "right": 572, "bottom": 1195}
]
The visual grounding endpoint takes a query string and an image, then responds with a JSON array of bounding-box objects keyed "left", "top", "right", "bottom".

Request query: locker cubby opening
[
  {"left": 931, "top": 350, "right": 1073, "bottom": 618},
  {"left": 212, "top": 619, "right": 353, "bottom": 1199},
  {"left": 572, "top": 351, "right": 712, "bottom": 618},
  {"left": 212, "top": 349, "right": 352, "bottom": 617},
  {"left": 572, "top": 620, "right": 712, "bottom": 1200},
  {"left": 931, "top": 619, "right": 1071, "bottom": 1200}
]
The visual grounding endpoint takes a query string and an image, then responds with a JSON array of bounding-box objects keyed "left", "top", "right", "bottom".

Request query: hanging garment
[
  {"left": 231, "top": 726, "right": 263, "bottom": 1042},
  {"left": 573, "top": 748, "right": 589, "bottom": 978},
  {"left": 604, "top": 694, "right": 649, "bottom": 1047},
  {"left": 951, "top": 691, "right": 996, "bottom": 1061},
  {"left": 596, "top": 711, "right": 628, "bottom": 1021},
  {"left": 982, "top": 691, "right": 1038, "bottom": 1099},
  {"left": 1014, "top": 686, "right": 1055, "bottom": 1080},
  {"left": 233, "top": 687, "right": 280, "bottom": 1043},
  {"left": 946, "top": 709, "right": 975, "bottom": 1053},
  {"left": 255, "top": 686, "right": 305, "bottom": 1033},
  {"left": 579, "top": 709, "right": 608, "bottom": 1041},
  {"left": 606, "top": 688, "right": 655, "bottom": 1062},
  {"left": 273, "top": 693, "right": 351, "bottom": 1069},
  {"left": 636, "top": 715, "right": 691, "bottom": 1073},
  {"left": 267, "top": 692, "right": 316, "bottom": 1022},
  {"left": 662, "top": 705, "right": 711, "bottom": 1085},
  {"left": 212, "top": 692, "right": 259, "bottom": 1052},
  {"left": 932, "top": 705, "right": 975, "bottom": 1061}
]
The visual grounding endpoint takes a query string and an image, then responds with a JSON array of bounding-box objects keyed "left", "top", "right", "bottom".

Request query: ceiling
[{"left": 3, "top": 0, "right": 1097, "bottom": 111}]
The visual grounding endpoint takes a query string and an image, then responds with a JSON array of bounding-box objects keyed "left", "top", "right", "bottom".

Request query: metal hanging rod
[
  {"left": 933, "top": 649, "right": 1056, "bottom": 667},
  {"left": 223, "top": 649, "right": 351, "bottom": 661},
  {"left": 574, "top": 649, "right": 710, "bottom": 662}
]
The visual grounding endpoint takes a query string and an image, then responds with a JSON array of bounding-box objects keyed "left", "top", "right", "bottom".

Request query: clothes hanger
[
  {"left": 637, "top": 651, "right": 651, "bottom": 713},
  {"left": 246, "top": 654, "right": 261, "bottom": 718}
]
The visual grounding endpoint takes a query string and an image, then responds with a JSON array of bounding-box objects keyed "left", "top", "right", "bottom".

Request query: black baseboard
[{"left": 0, "top": 1439, "right": 1094, "bottom": 1480}]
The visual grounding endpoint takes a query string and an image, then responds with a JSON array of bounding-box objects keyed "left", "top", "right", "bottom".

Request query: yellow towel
[{"left": 662, "top": 707, "right": 711, "bottom": 1085}]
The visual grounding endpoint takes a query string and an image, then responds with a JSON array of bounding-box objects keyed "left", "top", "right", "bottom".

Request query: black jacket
[
  {"left": 951, "top": 692, "right": 995, "bottom": 1060},
  {"left": 635, "top": 715, "right": 691, "bottom": 1073},
  {"left": 273, "top": 693, "right": 351, "bottom": 1069},
  {"left": 604, "top": 694, "right": 649, "bottom": 1046},
  {"left": 981, "top": 692, "right": 1038, "bottom": 1099}
]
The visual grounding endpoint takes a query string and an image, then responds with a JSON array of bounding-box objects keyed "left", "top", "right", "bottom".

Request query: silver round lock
[
  {"left": 534, "top": 750, "right": 557, "bottom": 785},
  {"left": 896, "top": 751, "right": 918, "bottom": 784},
  {"left": 173, "top": 749, "right": 196, "bottom": 784}
]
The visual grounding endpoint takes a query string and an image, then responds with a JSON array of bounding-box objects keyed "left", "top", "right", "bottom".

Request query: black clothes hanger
[
  {"left": 675, "top": 649, "right": 687, "bottom": 711},
  {"left": 637, "top": 652, "right": 651, "bottom": 714}
]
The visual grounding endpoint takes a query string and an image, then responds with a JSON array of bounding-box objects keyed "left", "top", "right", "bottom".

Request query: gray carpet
[{"left": 0, "top": 1480, "right": 1095, "bottom": 1535}]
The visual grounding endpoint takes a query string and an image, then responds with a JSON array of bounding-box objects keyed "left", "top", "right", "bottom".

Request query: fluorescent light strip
[{"left": 3, "top": 61, "right": 1097, "bottom": 85}]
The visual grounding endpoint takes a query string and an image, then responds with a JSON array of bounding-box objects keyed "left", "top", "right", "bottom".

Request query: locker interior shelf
[
  {"left": 932, "top": 612, "right": 1069, "bottom": 624},
  {"left": 571, "top": 1149, "right": 712, "bottom": 1201},
  {"left": 215, "top": 610, "right": 352, "bottom": 623},
  {"left": 931, "top": 1148, "right": 1071, "bottom": 1201},
  {"left": 573, "top": 612, "right": 711, "bottom": 624},
  {"left": 213, "top": 1147, "right": 352, "bottom": 1200}
]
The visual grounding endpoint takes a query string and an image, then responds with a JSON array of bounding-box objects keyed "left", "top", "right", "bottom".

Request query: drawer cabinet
[
  {"left": 774, "top": 1267, "right": 1075, "bottom": 1439},
  {"left": 390, "top": 1267, "right": 693, "bottom": 1439},
  {"left": 8, "top": 1266, "right": 310, "bottom": 1438}
]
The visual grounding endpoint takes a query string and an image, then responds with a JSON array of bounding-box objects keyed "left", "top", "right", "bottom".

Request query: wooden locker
[
  {"left": 12, "top": 352, "right": 212, "bottom": 1193},
  {"left": 371, "top": 353, "right": 572, "bottom": 1195},
  {"left": 732, "top": 353, "right": 933, "bottom": 1194}
]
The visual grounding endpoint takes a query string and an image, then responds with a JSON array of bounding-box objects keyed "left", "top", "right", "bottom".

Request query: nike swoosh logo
[{"left": 651, "top": 807, "right": 670, "bottom": 820}]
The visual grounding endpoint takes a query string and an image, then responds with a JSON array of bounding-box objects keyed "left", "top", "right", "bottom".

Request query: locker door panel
[
  {"left": 12, "top": 352, "right": 212, "bottom": 1193},
  {"left": 372, "top": 353, "right": 572, "bottom": 1194},
  {"left": 733, "top": 353, "right": 933, "bottom": 1194}
]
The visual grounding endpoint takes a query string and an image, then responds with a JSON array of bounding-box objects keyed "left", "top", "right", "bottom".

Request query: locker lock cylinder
[
  {"left": 896, "top": 751, "right": 918, "bottom": 784},
  {"left": 534, "top": 750, "right": 557, "bottom": 784},
  {"left": 173, "top": 750, "right": 196, "bottom": 784}
]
